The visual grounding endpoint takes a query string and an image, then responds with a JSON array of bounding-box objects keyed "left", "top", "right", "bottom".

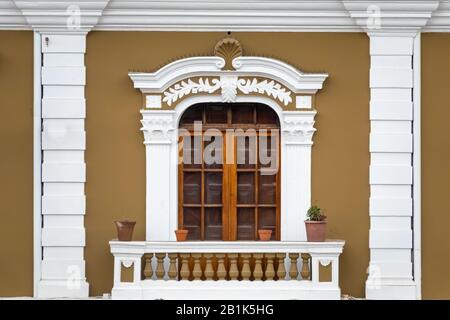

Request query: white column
[
  {"left": 39, "top": 33, "right": 88, "bottom": 298},
  {"left": 141, "top": 110, "right": 176, "bottom": 241},
  {"left": 366, "top": 34, "right": 416, "bottom": 299},
  {"left": 281, "top": 111, "right": 316, "bottom": 241}
]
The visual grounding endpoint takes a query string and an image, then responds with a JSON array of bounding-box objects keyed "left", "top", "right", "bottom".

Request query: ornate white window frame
[{"left": 129, "top": 46, "right": 327, "bottom": 242}]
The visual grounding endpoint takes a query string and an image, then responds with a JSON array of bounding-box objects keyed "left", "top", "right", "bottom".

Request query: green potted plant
[{"left": 305, "top": 205, "right": 327, "bottom": 242}]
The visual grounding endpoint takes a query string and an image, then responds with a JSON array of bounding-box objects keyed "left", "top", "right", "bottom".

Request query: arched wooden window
[{"left": 178, "top": 102, "right": 280, "bottom": 241}]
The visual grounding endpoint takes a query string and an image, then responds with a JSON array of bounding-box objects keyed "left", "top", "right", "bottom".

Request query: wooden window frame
[{"left": 178, "top": 103, "right": 281, "bottom": 241}]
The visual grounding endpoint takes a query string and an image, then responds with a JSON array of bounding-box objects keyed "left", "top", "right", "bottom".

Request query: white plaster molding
[
  {"left": 141, "top": 111, "right": 176, "bottom": 144},
  {"left": 282, "top": 111, "right": 316, "bottom": 145},
  {"left": 13, "top": 0, "right": 111, "bottom": 32},
  {"left": 130, "top": 56, "right": 327, "bottom": 99},
  {"left": 4, "top": 0, "right": 450, "bottom": 32},
  {"left": 342, "top": 0, "right": 440, "bottom": 34}
]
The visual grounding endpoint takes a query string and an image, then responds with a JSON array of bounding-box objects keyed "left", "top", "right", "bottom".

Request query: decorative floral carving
[
  {"left": 237, "top": 78, "right": 292, "bottom": 106},
  {"left": 163, "top": 78, "right": 221, "bottom": 107},
  {"left": 220, "top": 75, "right": 238, "bottom": 102},
  {"left": 214, "top": 37, "right": 243, "bottom": 70},
  {"left": 163, "top": 76, "right": 292, "bottom": 106}
]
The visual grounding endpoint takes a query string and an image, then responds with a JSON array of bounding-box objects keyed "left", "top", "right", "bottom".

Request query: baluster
[
  {"left": 216, "top": 254, "right": 227, "bottom": 280},
  {"left": 301, "top": 253, "right": 311, "bottom": 280},
  {"left": 265, "top": 254, "right": 275, "bottom": 280},
  {"left": 289, "top": 253, "right": 299, "bottom": 280},
  {"left": 155, "top": 253, "right": 166, "bottom": 279},
  {"left": 276, "top": 253, "right": 286, "bottom": 280},
  {"left": 168, "top": 253, "right": 178, "bottom": 280},
  {"left": 192, "top": 253, "right": 203, "bottom": 280},
  {"left": 180, "top": 253, "right": 191, "bottom": 280},
  {"left": 240, "top": 254, "right": 251, "bottom": 280},
  {"left": 228, "top": 254, "right": 239, "bottom": 280},
  {"left": 204, "top": 254, "right": 214, "bottom": 280},
  {"left": 253, "top": 254, "right": 263, "bottom": 281},
  {"left": 143, "top": 253, "right": 153, "bottom": 279}
]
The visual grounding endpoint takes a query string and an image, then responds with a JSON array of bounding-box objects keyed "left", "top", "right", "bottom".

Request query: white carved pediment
[{"left": 129, "top": 42, "right": 328, "bottom": 107}]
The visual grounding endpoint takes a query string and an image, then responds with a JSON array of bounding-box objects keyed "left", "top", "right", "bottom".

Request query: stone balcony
[{"left": 110, "top": 240, "right": 345, "bottom": 300}]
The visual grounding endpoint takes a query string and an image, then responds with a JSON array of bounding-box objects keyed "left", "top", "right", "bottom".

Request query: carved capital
[
  {"left": 282, "top": 112, "right": 316, "bottom": 145},
  {"left": 141, "top": 111, "right": 176, "bottom": 144}
]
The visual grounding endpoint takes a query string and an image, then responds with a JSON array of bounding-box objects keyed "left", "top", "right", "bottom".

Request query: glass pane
[
  {"left": 205, "top": 105, "right": 227, "bottom": 124},
  {"left": 237, "top": 208, "right": 255, "bottom": 240},
  {"left": 183, "top": 207, "right": 201, "bottom": 240},
  {"left": 237, "top": 135, "right": 257, "bottom": 168},
  {"left": 256, "top": 104, "right": 279, "bottom": 125},
  {"left": 181, "top": 135, "right": 201, "bottom": 169},
  {"left": 258, "top": 173, "right": 276, "bottom": 204},
  {"left": 205, "top": 208, "right": 222, "bottom": 240},
  {"left": 205, "top": 173, "right": 222, "bottom": 204},
  {"left": 183, "top": 172, "right": 201, "bottom": 204},
  {"left": 258, "top": 208, "right": 276, "bottom": 240},
  {"left": 204, "top": 134, "right": 223, "bottom": 169},
  {"left": 258, "top": 132, "right": 279, "bottom": 171},
  {"left": 232, "top": 104, "right": 253, "bottom": 124},
  {"left": 180, "top": 104, "right": 203, "bottom": 124},
  {"left": 237, "top": 172, "right": 255, "bottom": 204}
]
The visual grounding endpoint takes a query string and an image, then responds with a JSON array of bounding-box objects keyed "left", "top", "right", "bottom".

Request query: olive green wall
[
  {"left": 422, "top": 33, "right": 450, "bottom": 299},
  {"left": 0, "top": 31, "right": 33, "bottom": 297},
  {"left": 85, "top": 32, "right": 370, "bottom": 297}
]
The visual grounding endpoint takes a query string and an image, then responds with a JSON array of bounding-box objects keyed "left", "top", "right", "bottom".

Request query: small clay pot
[
  {"left": 175, "top": 229, "right": 189, "bottom": 241},
  {"left": 258, "top": 229, "right": 272, "bottom": 241},
  {"left": 305, "top": 220, "right": 327, "bottom": 242},
  {"left": 114, "top": 220, "right": 136, "bottom": 241}
]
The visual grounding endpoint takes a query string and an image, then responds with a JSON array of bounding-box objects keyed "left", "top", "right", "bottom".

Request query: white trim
[
  {"left": 7, "top": 1, "right": 450, "bottom": 33},
  {"left": 110, "top": 240, "right": 345, "bottom": 300},
  {"left": 413, "top": 33, "right": 422, "bottom": 300},
  {"left": 33, "top": 31, "right": 42, "bottom": 298},
  {"left": 366, "top": 33, "right": 417, "bottom": 300},
  {"left": 38, "top": 32, "right": 89, "bottom": 298},
  {"left": 110, "top": 240, "right": 345, "bottom": 254},
  {"left": 129, "top": 56, "right": 327, "bottom": 95},
  {"left": 132, "top": 55, "right": 326, "bottom": 242},
  {"left": 140, "top": 95, "right": 317, "bottom": 242}
]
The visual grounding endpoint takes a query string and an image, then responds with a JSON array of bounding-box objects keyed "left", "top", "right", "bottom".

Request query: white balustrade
[{"left": 110, "top": 240, "right": 345, "bottom": 300}]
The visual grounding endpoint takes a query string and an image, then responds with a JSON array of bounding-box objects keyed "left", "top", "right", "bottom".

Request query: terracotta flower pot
[
  {"left": 114, "top": 220, "right": 136, "bottom": 241},
  {"left": 258, "top": 229, "right": 272, "bottom": 241},
  {"left": 175, "top": 229, "right": 189, "bottom": 241},
  {"left": 305, "top": 220, "right": 327, "bottom": 242}
]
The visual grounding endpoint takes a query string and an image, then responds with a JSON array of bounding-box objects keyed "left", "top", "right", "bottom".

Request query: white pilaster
[
  {"left": 38, "top": 33, "right": 89, "bottom": 298},
  {"left": 141, "top": 111, "right": 176, "bottom": 241},
  {"left": 281, "top": 111, "right": 316, "bottom": 241},
  {"left": 366, "top": 34, "right": 416, "bottom": 299}
]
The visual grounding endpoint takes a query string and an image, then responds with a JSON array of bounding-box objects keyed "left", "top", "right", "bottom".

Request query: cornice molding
[
  {"left": 12, "top": 0, "right": 110, "bottom": 32},
  {"left": 342, "top": 0, "right": 440, "bottom": 34},
  {"left": 1, "top": 0, "right": 449, "bottom": 33}
]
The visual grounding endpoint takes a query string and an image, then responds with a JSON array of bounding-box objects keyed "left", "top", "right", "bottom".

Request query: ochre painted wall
[
  {"left": 0, "top": 31, "right": 33, "bottom": 296},
  {"left": 85, "top": 32, "right": 370, "bottom": 297},
  {"left": 422, "top": 33, "right": 450, "bottom": 299}
]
